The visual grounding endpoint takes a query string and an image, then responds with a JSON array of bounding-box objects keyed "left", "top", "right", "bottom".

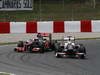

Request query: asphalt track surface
[{"left": 0, "top": 40, "right": 100, "bottom": 75}]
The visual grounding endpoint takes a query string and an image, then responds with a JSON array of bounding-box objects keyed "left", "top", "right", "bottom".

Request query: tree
[{"left": 93, "top": 0, "right": 96, "bottom": 8}]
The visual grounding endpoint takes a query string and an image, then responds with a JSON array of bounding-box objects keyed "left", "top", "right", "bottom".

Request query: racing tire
[
  {"left": 39, "top": 49, "right": 44, "bottom": 53},
  {"left": 56, "top": 53, "right": 62, "bottom": 58},
  {"left": 79, "top": 55, "right": 85, "bottom": 59},
  {"left": 14, "top": 48, "right": 17, "bottom": 52},
  {"left": 39, "top": 44, "right": 45, "bottom": 53},
  {"left": 14, "top": 48, "right": 23, "bottom": 53},
  {"left": 79, "top": 45, "right": 86, "bottom": 54},
  {"left": 17, "top": 41, "right": 24, "bottom": 47}
]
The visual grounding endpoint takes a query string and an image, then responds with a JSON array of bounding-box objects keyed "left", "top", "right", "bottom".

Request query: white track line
[{"left": 0, "top": 72, "right": 16, "bottom": 75}]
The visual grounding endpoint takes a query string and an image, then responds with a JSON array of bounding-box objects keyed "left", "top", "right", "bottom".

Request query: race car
[
  {"left": 36, "top": 33, "right": 55, "bottom": 52},
  {"left": 55, "top": 36, "right": 86, "bottom": 59},
  {"left": 14, "top": 39, "right": 44, "bottom": 53},
  {"left": 14, "top": 33, "right": 54, "bottom": 53}
]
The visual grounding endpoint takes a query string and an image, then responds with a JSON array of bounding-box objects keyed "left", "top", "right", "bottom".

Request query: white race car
[{"left": 55, "top": 36, "right": 86, "bottom": 59}]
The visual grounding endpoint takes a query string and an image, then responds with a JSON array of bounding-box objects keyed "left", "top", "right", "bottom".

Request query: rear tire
[
  {"left": 79, "top": 55, "right": 85, "bottom": 59},
  {"left": 39, "top": 48, "right": 44, "bottom": 53},
  {"left": 14, "top": 48, "right": 17, "bottom": 52},
  {"left": 79, "top": 45, "right": 86, "bottom": 54},
  {"left": 14, "top": 48, "right": 22, "bottom": 52},
  {"left": 17, "top": 41, "right": 24, "bottom": 47},
  {"left": 56, "top": 53, "right": 62, "bottom": 58}
]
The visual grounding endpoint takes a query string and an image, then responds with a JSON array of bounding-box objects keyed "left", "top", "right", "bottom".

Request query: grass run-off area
[
  {"left": 0, "top": 72, "right": 14, "bottom": 75},
  {"left": 0, "top": 2, "right": 100, "bottom": 22},
  {"left": 0, "top": 74, "right": 9, "bottom": 75}
]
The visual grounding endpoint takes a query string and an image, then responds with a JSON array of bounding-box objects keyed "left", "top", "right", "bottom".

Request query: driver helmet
[
  {"left": 32, "top": 38, "right": 34, "bottom": 41},
  {"left": 72, "top": 43, "right": 75, "bottom": 46},
  {"left": 26, "top": 40, "right": 30, "bottom": 43},
  {"left": 67, "top": 41, "right": 71, "bottom": 44}
]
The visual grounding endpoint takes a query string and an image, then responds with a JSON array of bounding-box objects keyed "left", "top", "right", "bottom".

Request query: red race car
[{"left": 14, "top": 39, "right": 44, "bottom": 53}]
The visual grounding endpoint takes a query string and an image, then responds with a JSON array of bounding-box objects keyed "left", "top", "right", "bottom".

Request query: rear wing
[
  {"left": 40, "top": 33, "right": 50, "bottom": 37},
  {"left": 38, "top": 33, "right": 52, "bottom": 42},
  {"left": 64, "top": 36, "right": 75, "bottom": 41}
]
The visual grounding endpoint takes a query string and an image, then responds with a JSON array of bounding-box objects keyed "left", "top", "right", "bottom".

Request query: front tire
[
  {"left": 39, "top": 49, "right": 44, "bottom": 53},
  {"left": 14, "top": 48, "right": 17, "bottom": 52},
  {"left": 56, "top": 53, "right": 62, "bottom": 58},
  {"left": 17, "top": 41, "right": 24, "bottom": 47},
  {"left": 79, "top": 45, "right": 86, "bottom": 54},
  {"left": 79, "top": 54, "right": 85, "bottom": 59}
]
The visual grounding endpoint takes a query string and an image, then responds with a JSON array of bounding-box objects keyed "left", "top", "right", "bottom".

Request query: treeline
[
  {"left": 34, "top": 0, "right": 100, "bottom": 3},
  {"left": 34, "top": 0, "right": 100, "bottom": 8}
]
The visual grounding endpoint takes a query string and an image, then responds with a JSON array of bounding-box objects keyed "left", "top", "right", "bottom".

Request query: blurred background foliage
[{"left": 0, "top": 0, "right": 100, "bottom": 22}]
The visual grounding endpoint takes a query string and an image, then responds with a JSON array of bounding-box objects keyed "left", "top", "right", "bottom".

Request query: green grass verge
[
  {"left": 1, "top": 2, "right": 100, "bottom": 21},
  {"left": 76, "top": 37, "right": 100, "bottom": 40},
  {"left": 0, "top": 72, "right": 15, "bottom": 75},
  {"left": 0, "top": 42, "right": 17, "bottom": 45},
  {"left": 56, "top": 37, "right": 100, "bottom": 41},
  {"left": 0, "top": 73, "right": 10, "bottom": 75}
]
